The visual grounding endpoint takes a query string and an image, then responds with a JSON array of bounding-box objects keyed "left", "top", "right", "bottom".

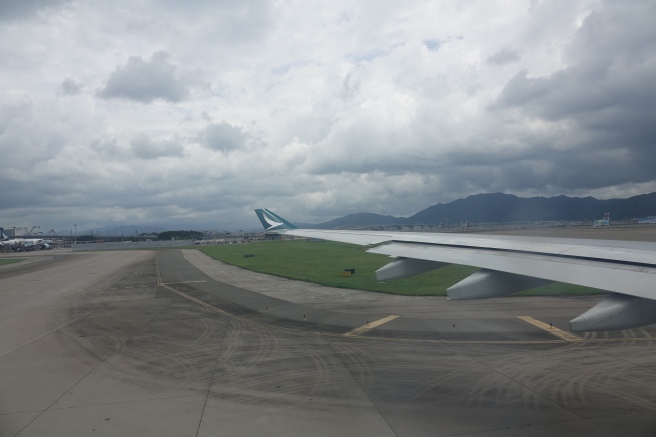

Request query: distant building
[
  {"left": 593, "top": 212, "right": 610, "bottom": 228},
  {"left": 637, "top": 216, "right": 656, "bottom": 224}
]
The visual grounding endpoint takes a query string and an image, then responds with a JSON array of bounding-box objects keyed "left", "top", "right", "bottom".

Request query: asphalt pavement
[{"left": 0, "top": 249, "right": 654, "bottom": 436}]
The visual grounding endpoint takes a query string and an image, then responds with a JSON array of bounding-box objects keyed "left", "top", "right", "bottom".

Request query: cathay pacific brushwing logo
[{"left": 263, "top": 210, "right": 284, "bottom": 230}]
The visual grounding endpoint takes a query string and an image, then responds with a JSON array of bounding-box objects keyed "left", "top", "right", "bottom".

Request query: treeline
[{"left": 157, "top": 230, "right": 204, "bottom": 240}]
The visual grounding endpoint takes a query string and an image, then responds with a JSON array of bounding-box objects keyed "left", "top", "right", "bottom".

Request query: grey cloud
[
  {"left": 0, "top": 93, "right": 32, "bottom": 134},
  {"left": 61, "top": 77, "right": 82, "bottom": 95},
  {"left": 199, "top": 122, "right": 248, "bottom": 154},
  {"left": 89, "top": 138, "right": 131, "bottom": 160},
  {"left": 486, "top": 48, "right": 520, "bottom": 65},
  {"left": 3, "top": 1, "right": 655, "bottom": 231},
  {"left": 0, "top": 0, "right": 69, "bottom": 22},
  {"left": 564, "top": 2, "right": 655, "bottom": 68},
  {"left": 486, "top": 1, "right": 656, "bottom": 194},
  {"left": 131, "top": 135, "right": 184, "bottom": 159},
  {"left": 493, "top": 2, "right": 656, "bottom": 121},
  {"left": 0, "top": 94, "right": 67, "bottom": 168},
  {"left": 159, "top": 0, "right": 271, "bottom": 44},
  {"left": 98, "top": 52, "right": 187, "bottom": 103}
]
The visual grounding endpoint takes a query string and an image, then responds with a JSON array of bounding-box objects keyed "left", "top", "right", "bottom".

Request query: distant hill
[
  {"left": 314, "top": 192, "right": 656, "bottom": 228},
  {"left": 317, "top": 212, "right": 401, "bottom": 229}
]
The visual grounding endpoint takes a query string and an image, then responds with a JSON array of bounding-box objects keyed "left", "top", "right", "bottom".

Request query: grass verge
[
  {"left": 198, "top": 239, "right": 606, "bottom": 297},
  {"left": 0, "top": 258, "right": 24, "bottom": 266}
]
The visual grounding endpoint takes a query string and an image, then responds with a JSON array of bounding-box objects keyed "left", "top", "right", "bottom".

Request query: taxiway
[{"left": 0, "top": 249, "right": 654, "bottom": 436}]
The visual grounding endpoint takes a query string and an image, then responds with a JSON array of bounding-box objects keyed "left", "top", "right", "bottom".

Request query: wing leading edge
[{"left": 254, "top": 209, "right": 656, "bottom": 331}]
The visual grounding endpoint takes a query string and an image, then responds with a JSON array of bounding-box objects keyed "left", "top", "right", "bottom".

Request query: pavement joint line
[
  {"left": 343, "top": 315, "right": 399, "bottom": 337},
  {"left": 159, "top": 283, "right": 235, "bottom": 320},
  {"left": 518, "top": 316, "right": 582, "bottom": 342}
]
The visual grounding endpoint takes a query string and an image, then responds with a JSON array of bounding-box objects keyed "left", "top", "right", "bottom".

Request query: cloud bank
[{"left": 1, "top": 0, "right": 655, "bottom": 231}]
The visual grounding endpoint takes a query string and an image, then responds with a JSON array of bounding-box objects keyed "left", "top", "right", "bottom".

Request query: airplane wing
[{"left": 255, "top": 209, "right": 656, "bottom": 331}]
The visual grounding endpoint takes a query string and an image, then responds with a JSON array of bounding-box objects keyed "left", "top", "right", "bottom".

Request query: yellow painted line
[
  {"left": 344, "top": 315, "right": 399, "bottom": 337},
  {"left": 518, "top": 316, "right": 581, "bottom": 342}
]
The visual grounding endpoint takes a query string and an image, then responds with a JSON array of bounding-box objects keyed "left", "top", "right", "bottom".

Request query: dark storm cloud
[
  {"left": 0, "top": 0, "right": 69, "bottom": 22},
  {"left": 199, "top": 122, "right": 248, "bottom": 154},
  {"left": 487, "top": 1, "right": 656, "bottom": 193},
  {"left": 493, "top": 3, "right": 656, "bottom": 121},
  {"left": 98, "top": 52, "right": 187, "bottom": 103},
  {"left": 486, "top": 48, "right": 520, "bottom": 65},
  {"left": 61, "top": 77, "right": 82, "bottom": 95}
]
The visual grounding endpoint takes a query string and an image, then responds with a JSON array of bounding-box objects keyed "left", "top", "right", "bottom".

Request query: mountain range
[{"left": 314, "top": 192, "right": 656, "bottom": 228}]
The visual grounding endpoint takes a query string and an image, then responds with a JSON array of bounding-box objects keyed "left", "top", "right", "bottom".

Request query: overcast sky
[{"left": 1, "top": 0, "right": 655, "bottom": 232}]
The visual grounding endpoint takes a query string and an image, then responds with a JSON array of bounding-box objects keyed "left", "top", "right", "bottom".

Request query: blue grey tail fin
[
  {"left": 254, "top": 209, "right": 298, "bottom": 231},
  {"left": 0, "top": 227, "right": 8, "bottom": 241}
]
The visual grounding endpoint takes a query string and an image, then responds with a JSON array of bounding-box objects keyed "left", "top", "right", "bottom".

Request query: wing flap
[{"left": 368, "top": 242, "right": 656, "bottom": 300}]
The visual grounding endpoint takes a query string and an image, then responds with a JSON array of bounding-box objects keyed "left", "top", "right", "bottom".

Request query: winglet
[{"left": 254, "top": 209, "right": 298, "bottom": 231}]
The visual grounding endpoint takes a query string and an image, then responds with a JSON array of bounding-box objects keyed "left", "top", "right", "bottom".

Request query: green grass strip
[
  {"left": 0, "top": 258, "right": 24, "bottom": 266},
  {"left": 198, "top": 239, "right": 605, "bottom": 297}
]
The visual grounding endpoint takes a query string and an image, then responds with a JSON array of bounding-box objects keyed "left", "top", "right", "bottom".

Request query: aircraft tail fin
[
  {"left": 254, "top": 209, "right": 298, "bottom": 231},
  {"left": 0, "top": 227, "right": 8, "bottom": 241}
]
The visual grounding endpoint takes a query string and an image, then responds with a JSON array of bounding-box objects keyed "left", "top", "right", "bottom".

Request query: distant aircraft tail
[
  {"left": 0, "top": 227, "right": 8, "bottom": 241},
  {"left": 254, "top": 209, "right": 298, "bottom": 231}
]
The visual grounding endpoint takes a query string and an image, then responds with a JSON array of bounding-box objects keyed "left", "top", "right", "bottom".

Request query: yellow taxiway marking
[
  {"left": 344, "top": 315, "right": 399, "bottom": 337},
  {"left": 518, "top": 316, "right": 581, "bottom": 342}
]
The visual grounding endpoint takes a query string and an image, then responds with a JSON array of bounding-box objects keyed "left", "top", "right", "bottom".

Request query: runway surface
[{"left": 0, "top": 249, "right": 654, "bottom": 436}]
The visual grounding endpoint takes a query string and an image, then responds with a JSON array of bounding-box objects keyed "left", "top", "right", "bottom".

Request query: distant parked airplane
[
  {"left": 0, "top": 227, "right": 46, "bottom": 251},
  {"left": 255, "top": 209, "right": 656, "bottom": 331}
]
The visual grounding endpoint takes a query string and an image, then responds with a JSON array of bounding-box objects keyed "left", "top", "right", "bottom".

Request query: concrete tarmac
[{"left": 0, "top": 249, "right": 654, "bottom": 436}]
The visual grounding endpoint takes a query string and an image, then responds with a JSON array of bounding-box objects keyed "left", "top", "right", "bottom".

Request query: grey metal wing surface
[{"left": 255, "top": 209, "right": 656, "bottom": 331}]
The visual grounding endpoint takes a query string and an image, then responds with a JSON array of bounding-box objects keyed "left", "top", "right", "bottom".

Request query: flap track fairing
[
  {"left": 569, "top": 293, "right": 656, "bottom": 331},
  {"left": 375, "top": 258, "right": 447, "bottom": 281},
  {"left": 447, "top": 269, "right": 552, "bottom": 300}
]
